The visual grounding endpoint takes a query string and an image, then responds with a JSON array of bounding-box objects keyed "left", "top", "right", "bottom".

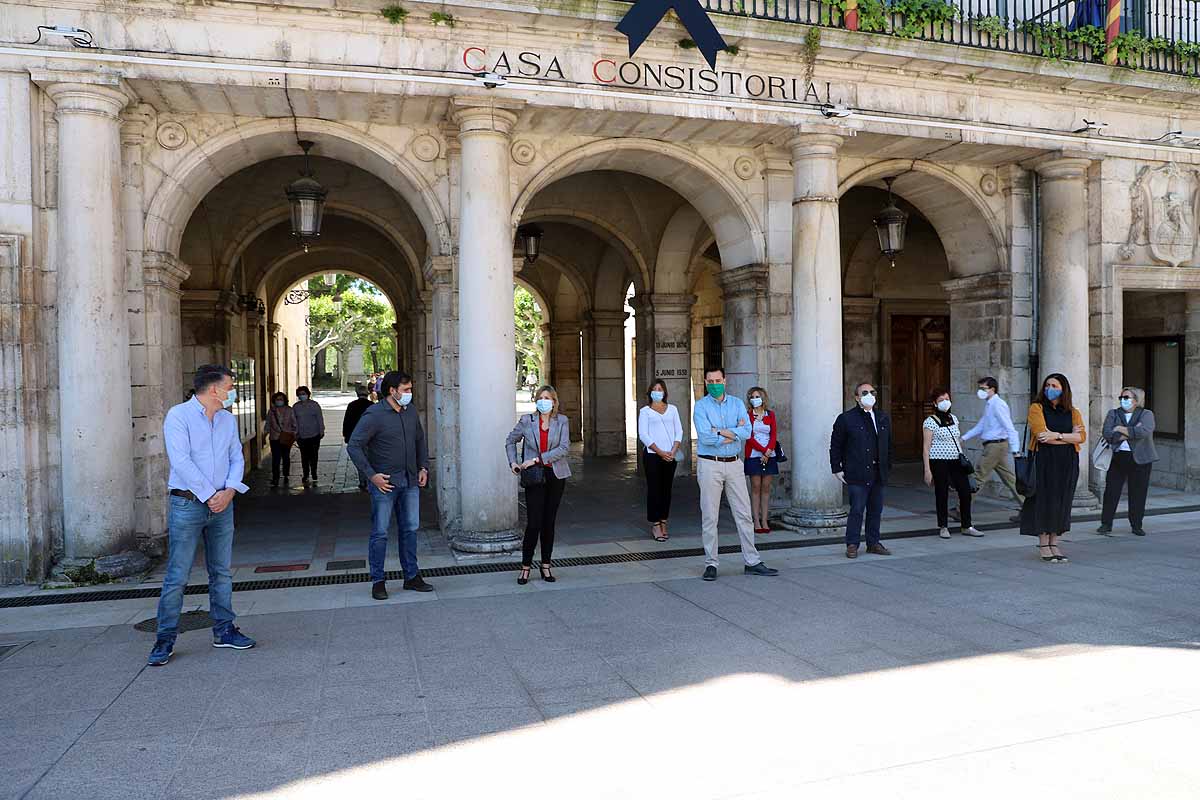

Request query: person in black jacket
[
  {"left": 343, "top": 386, "right": 373, "bottom": 490},
  {"left": 830, "top": 381, "right": 894, "bottom": 559}
]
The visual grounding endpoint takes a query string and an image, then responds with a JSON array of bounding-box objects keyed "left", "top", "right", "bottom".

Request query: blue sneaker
[
  {"left": 212, "top": 625, "right": 256, "bottom": 650},
  {"left": 147, "top": 638, "right": 173, "bottom": 666}
]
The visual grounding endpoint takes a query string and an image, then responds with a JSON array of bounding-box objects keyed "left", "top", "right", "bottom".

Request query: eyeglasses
[
  {"left": 859, "top": 390, "right": 876, "bottom": 397},
  {"left": 1119, "top": 395, "right": 1134, "bottom": 401}
]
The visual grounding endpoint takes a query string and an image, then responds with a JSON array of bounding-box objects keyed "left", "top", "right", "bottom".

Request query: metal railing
[{"left": 620, "top": 0, "right": 1200, "bottom": 77}]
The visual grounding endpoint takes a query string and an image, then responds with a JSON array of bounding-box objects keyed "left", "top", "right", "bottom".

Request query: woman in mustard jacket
[{"left": 1020, "top": 373, "right": 1087, "bottom": 563}]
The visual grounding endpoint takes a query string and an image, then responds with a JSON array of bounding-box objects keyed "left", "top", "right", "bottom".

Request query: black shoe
[
  {"left": 402, "top": 576, "right": 434, "bottom": 593},
  {"left": 744, "top": 562, "right": 779, "bottom": 576},
  {"left": 539, "top": 563, "right": 556, "bottom": 583},
  {"left": 517, "top": 566, "right": 530, "bottom": 586},
  {"left": 1132, "top": 528, "right": 1146, "bottom": 536},
  {"left": 371, "top": 581, "right": 388, "bottom": 600},
  {"left": 271, "top": 478, "right": 279, "bottom": 487},
  {"left": 702, "top": 566, "right": 717, "bottom": 581},
  {"left": 1096, "top": 524, "right": 1112, "bottom": 534}
]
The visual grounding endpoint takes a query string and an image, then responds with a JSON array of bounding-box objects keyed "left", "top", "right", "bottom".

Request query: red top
[
  {"left": 744, "top": 409, "right": 778, "bottom": 459},
  {"left": 539, "top": 423, "right": 549, "bottom": 456}
]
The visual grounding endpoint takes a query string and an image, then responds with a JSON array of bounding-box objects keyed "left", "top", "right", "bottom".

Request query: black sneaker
[
  {"left": 744, "top": 562, "right": 779, "bottom": 576},
  {"left": 147, "top": 638, "right": 173, "bottom": 666},
  {"left": 702, "top": 566, "right": 717, "bottom": 581},
  {"left": 371, "top": 581, "right": 388, "bottom": 600},
  {"left": 1096, "top": 524, "right": 1112, "bottom": 534},
  {"left": 402, "top": 576, "right": 434, "bottom": 593},
  {"left": 1132, "top": 528, "right": 1146, "bottom": 536}
]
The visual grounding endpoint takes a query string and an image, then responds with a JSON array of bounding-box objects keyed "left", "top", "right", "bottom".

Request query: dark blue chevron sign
[{"left": 616, "top": 0, "right": 728, "bottom": 70}]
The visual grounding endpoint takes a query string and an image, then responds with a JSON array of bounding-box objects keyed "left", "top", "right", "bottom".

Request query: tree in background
[
  {"left": 514, "top": 286, "right": 545, "bottom": 391},
  {"left": 307, "top": 276, "right": 396, "bottom": 391}
]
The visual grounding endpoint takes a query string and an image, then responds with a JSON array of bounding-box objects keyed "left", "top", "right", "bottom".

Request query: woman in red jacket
[{"left": 744, "top": 387, "right": 780, "bottom": 534}]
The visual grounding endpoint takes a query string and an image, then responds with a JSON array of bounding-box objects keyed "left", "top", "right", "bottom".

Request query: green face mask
[{"left": 706, "top": 384, "right": 725, "bottom": 399}]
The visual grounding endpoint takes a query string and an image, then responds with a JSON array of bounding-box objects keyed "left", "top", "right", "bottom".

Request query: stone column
[
  {"left": 427, "top": 257, "right": 461, "bottom": 531},
  {"left": 267, "top": 322, "right": 282, "bottom": 395},
  {"left": 1184, "top": 293, "right": 1200, "bottom": 491},
  {"left": 585, "top": 309, "right": 628, "bottom": 457},
  {"left": 548, "top": 321, "right": 584, "bottom": 442},
  {"left": 450, "top": 97, "right": 523, "bottom": 551},
  {"left": 719, "top": 264, "right": 770, "bottom": 401},
  {"left": 783, "top": 131, "right": 848, "bottom": 529},
  {"left": 45, "top": 80, "right": 136, "bottom": 557},
  {"left": 648, "top": 294, "right": 695, "bottom": 473},
  {"left": 1035, "top": 155, "right": 1094, "bottom": 503}
]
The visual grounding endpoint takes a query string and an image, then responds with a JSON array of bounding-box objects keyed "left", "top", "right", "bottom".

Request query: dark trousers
[
  {"left": 931, "top": 458, "right": 973, "bottom": 529},
  {"left": 269, "top": 440, "right": 291, "bottom": 481},
  {"left": 1101, "top": 450, "right": 1152, "bottom": 530},
  {"left": 523, "top": 469, "right": 566, "bottom": 566},
  {"left": 644, "top": 453, "right": 677, "bottom": 522},
  {"left": 846, "top": 467, "right": 884, "bottom": 547},
  {"left": 297, "top": 436, "right": 321, "bottom": 479}
]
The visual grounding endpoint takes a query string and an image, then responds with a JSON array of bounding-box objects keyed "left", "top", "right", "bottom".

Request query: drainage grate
[
  {"left": 0, "top": 642, "right": 31, "bottom": 662},
  {"left": 325, "top": 559, "right": 367, "bottom": 571},
  {"left": 253, "top": 563, "right": 310, "bottom": 574},
  {"left": 133, "top": 609, "right": 212, "bottom": 634},
  {"left": 2, "top": 503, "right": 1196, "bottom": 610}
]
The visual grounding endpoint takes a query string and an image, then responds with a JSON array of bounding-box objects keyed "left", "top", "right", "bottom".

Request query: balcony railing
[{"left": 623, "top": 0, "right": 1200, "bottom": 77}]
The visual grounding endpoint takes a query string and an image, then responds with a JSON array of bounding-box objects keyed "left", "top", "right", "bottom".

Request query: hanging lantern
[
  {"left": 518, "top": 225, "right": 543, "bottom": 265},
  {"left": 322, "top": 273, "right": 336, "bottom": 287},
  {"left": 285, "top": 140, "right": 327, "bottom": 253},
  {"left": 873, "top": 176, "right": 908, "bottom": 269},
  {"left": 331, "top": 292, "right": 343, "bottom": 311}
]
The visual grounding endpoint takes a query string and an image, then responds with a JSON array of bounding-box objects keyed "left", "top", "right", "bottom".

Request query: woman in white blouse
[
  {"left": 637, "top": 379, "right": 683, "bottom": 542},
  {"left": 922, "top": 388, "right": 983, "bottom": 540}
]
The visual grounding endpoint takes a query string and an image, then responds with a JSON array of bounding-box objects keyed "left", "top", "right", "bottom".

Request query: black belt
[
  {"left": 169, "top": 489, "right": 199, "bottom": 502},
  {"left": 982, "top": 439, "right": 1007, "bottom": 446},
  {"left": 699, "top": 455, "right": 738, "bottom": 463}
]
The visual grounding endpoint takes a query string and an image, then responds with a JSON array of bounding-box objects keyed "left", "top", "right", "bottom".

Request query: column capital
[
  {"left": 586, "top": 310, "right": 629, "bottom": 327},
  {"left": 648, "top": 293, "right": 698, "bottom": 314},
  {"left": 718, "top": 263, "right": 769, "bottom": 297},
  {"left": 1028, "top": 152, "right": 1095, "bottom": 180},
  {"left": 142, "top": 252, "right": 190, "bottom": 292},
  {"left": 269, "top": 322, "right": 283, "bottom": 336},
  {"left": 786, "top": 122, "right": 857, "bottom": 158},
  {"left": 34, "top": 72, "right": 135, "bottom": 119},
  {"left": 449, "top": 97, "right": 524, "bottom": 138},
  {"left": 754, "top": 144, "right": 793, "bottom": 175},
  {"left": 120, "top": 104, "right": 155, "bottom": 146},
  {"left": 424, "top": 254, "right": 454, "bottom": 284},
  {"left": 549, "top": 320, "right": 584, "bottom": 336},
  {"left": 941, "top": 272, "right": 1014, "bottom": 303},
  {"left": 842, "top": 296, "right": 880, "bottom": 320}
]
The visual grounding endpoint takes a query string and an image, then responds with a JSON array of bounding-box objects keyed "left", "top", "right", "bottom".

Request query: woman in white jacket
[{"left": 638, "top": 379, "right": 683, "bottom": 542}]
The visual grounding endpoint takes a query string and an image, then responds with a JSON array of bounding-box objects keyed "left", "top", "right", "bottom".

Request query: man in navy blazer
[{"left": 830, "top": 381, "right": 894, "bottom": 559}]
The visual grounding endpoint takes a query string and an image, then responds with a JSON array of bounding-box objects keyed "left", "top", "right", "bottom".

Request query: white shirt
[
  {"left": 961, "top": 393, "right": 1020, "bottom": 453},
  {"left": 638, "top": 404, "right": 683, "bottom": 454},
  {"left": 1117, "top": 411, "right": 1132, "bottom": 452},
  {"left": 751, "top": 414, "right": 775, "bottom": 455}
]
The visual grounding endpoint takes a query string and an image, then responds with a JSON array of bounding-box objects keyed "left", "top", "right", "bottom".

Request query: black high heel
[
  {"left": 517, "top": 566, "right": 531, "bottom": 585},
  {"left": 1037, "top": 544, "right": 1056, "bottom": 562},
  {"left": 539, "top": 563, "right": 556, "bottom": 583}
]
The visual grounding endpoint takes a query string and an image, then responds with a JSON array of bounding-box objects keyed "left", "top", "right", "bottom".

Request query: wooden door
[{"left": 889, "top": 315, "right": 950, "bottom": 461}]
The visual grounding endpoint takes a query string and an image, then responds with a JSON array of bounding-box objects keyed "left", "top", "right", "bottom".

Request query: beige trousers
[
  {"left": 977, "top": 441, "right": 1024, "bottom": 504},
  {"left": 697, "top": 457, "right": 761, "bottom": 567}
]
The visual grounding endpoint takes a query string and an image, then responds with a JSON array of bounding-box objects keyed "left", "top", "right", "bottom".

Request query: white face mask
[
  {"left": 977, "top": 389, "right": 989, "bottom": 401},
  {"left": 396, "top": 391, "right": 412, "bottom": 407},
  {"left": 936, "top": 399, "right": 952, "bottom": 413},
  {"left": 649, "top": 390, "right": 664, "bottom": 403},
  {"left": 859, "top": 392, "right": 876, "bottom": 409},
  {"left": 749, "top": 397, "right": 763, "bottom": 408}
]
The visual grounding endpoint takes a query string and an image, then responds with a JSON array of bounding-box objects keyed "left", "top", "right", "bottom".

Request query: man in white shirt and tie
[{"left": 960, "top": 376, "right": 1023, "bottom": 510}]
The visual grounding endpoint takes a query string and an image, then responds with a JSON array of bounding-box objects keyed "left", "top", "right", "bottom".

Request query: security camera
[
  {"left": 34, "top": 24, "right": 93, "bottom": 47},
  {"left": 474, "top": 71, "right": 508, "bottom": 89},
  {"left": 819, "top": 102, "right": 853, "bottom": 119},
  {"left": 1071, "top": 119, "right": 1107, "bottom": 135}
]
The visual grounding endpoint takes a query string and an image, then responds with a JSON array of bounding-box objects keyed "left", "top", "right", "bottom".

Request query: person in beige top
[{"left": 265, "top": 392, "right": 297, "bottom": 487}]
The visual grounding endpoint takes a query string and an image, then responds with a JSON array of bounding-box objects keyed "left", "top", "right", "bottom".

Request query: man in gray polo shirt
[{"left": 347, "top": 370, "right": 433, "bottom": 598}]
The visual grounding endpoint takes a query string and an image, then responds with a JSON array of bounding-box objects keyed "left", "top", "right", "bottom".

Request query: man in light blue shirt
[
  {"left": 149, "top": 364, "right": 255, "bottom": 666},
  {"left": 693, "top": 366, "right": 778, "bottom": 581},
  {"left": 961, "top": 376, "right": 1024, "bottom": 508}
]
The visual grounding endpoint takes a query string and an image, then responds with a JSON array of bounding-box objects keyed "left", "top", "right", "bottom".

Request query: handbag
[
  {"left": 518, "top": 415, "right": 546, "bottom": 489},
  {"left": 1091, "top": 423, "right": 1113, "bottom": 471},
  {"left": 773, "top": 441, "right": 788, "bottom": 463},
  {"left": 951, "top": 434, "right": 977, "bottom": 493},
  {"left": 272, "top": 410, "right": 296, "bottom": 448},
  {"left": 1014, "top": 426, "right": 1037, "bottom": 498}
]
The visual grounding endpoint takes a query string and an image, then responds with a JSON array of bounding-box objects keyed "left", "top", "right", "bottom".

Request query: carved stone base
[
  {"left": 779, "top": 504, "right": 849, "bottom": 531},
  {"left": 450, "top": 528, "right": 522, "bottom": 554}
]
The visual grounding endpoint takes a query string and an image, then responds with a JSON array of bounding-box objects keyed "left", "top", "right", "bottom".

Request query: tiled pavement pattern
[{"left": 1, "top": 515, "right": 1199, "bottom": 799}]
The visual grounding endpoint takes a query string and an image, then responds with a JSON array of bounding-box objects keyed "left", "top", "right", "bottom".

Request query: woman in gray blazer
[
  {"left": 506, "top": 386, "right": 571, "bottom": 584},
  {"left": 1099, "top": 386, "right": 1158, "bottom": 536}
]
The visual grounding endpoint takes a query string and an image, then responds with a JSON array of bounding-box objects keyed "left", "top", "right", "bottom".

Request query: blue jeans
[
  {"left": 368, "top": 478, "right": 420, "bottom": 581},
  {"left": 845, "top": 472, "right": 884, "bottom": 547},
  {"left": 155, "top": 495, "right": 236, "bottom": 642}
]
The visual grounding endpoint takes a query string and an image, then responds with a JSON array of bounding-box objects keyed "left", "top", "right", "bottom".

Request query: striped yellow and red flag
[
  {"left": 1104, "top": 0, "right": 1122, "bottom": 65},
  {"left": 845, "top": 0, "right": 860, "bottom": 32}
]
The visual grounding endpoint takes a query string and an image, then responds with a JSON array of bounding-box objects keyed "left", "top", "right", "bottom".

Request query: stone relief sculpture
[{"left": 1120, "top": 162, "right": 1199, "bottom": 266}]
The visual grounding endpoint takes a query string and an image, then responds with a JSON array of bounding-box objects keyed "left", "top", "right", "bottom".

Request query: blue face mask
[
  {"left": 221, "top": 388, "right": 237, "bottom": 409},
  {"left": 1120, "top": 398, "right": 1134, "bottom": 411},
  {"left": 1044, "top": 387, "right": 1062, "bottom": 401},
  {"left": 536, "top": 399, "right": 554, "bottom": 414},
  {"left": 749, "top": 396, "right": 763, "bottom": 408},
  {"left": 649, "top": 390, "right": 665, "bottom": 403}
]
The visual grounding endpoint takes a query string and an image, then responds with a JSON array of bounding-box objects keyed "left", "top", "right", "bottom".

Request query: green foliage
[
  {"left": 306, "top": 277, "right": 397, "bottom": 383},
  {"left": 1017, "top": 20, "right": 1104, "bottom": 61},
  {"left": 64, "top": 561, "right": 112, "bottom": 586},
  {"left": 379, "top": 5, "right": 408, "bottom": 24},
  {"left": 802, "top": 26, "right": 821, "bottom": 86},
  {"left": 723, "top": 44, "right": 741, "bottom": 56},
  {"left": 971, "top": 14, "right": 1009, "bottom": 39},
  {"left": 513, "top": 286, "right": 545, "bottom": 388},
  {"left": 827, "top": 0, "right": 889, "bottom": 33},
  {"left": 429, "top": 11, "right": 456, "bottom": 27},
  {"left": 890, "top": 0, "right": 959, "bottom": 38},
  {"left": 678, "top": 38, "right": 697, "bottom": 50}
]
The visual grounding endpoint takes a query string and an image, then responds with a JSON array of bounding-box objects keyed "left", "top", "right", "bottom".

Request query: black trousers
[
  {"left": 931, "top": 458, "right": 973, "bottom": 529},
  {"left": 523, "top": 469, "right": 566, "bottom": 566},
  {"left": 643, "top": 452, "right": 677, "bottom": 522},
  {"left": 270, "top": 440, "right": 291, "bottom": 481},
  {"left": 297, "top": 436, "right": 321, "bottom": 479},
  {"left": 1101, "top": 450, "right": 1153, "bottom": 530}
]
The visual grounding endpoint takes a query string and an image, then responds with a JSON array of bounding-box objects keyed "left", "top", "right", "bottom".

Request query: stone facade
[{"left": 4, "top": 0, "right": 1200, "bottom": 579}]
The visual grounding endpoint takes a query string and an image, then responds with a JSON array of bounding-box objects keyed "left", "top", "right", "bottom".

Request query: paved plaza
[{"left": 2, "top": 509, "right": 1199, "bottom": 799}]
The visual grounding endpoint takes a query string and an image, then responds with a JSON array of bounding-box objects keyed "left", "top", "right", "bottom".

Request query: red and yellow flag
[
  {"left": 1104, "top": 0, "right": 1122, "bottom": 65},
  {"left": 845, "top": 0, "right": 860, "bottom": 32}
]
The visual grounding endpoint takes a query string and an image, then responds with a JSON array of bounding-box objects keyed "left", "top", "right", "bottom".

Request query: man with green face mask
[{"left": 693, "top": 366, "right": 779, "bottom": 581}]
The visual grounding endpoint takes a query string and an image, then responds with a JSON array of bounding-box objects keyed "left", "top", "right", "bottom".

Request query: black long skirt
[{"left": 1019, "top": 444, "right": 1079, "bottom": 536}]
